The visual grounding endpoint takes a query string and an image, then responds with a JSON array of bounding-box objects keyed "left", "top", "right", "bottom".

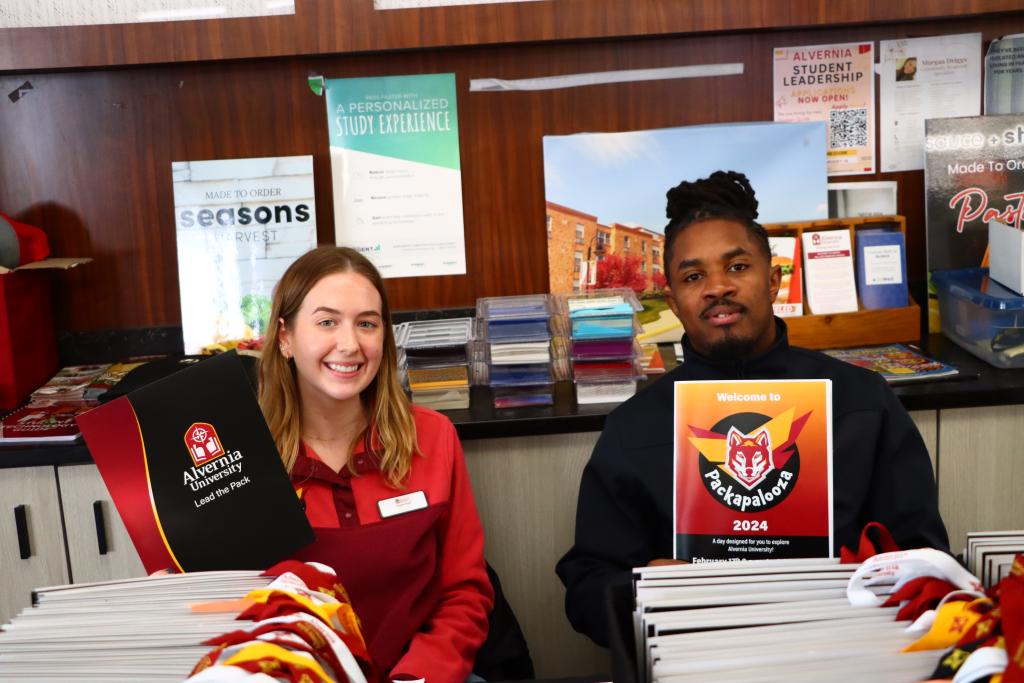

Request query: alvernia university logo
[{"left": 184, "top": 422, "right": 225, "bottom": 467}]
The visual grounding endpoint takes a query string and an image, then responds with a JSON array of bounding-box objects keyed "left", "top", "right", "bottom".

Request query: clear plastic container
[
  {"left": 487, "top": 340, "right": 552, "bottom": 365},
  {"left": 404, "top": 318, "right": 473, "bottom": 348},
  {"left": 410, "top": 385, "right": 470, "bottom": 410},
  {"left": 932, "top": 267, "right": 1024, "bottom": 368},
  {"left": 488, "top": 362, "right": 553, "bottom": 387},
  {"left": 571, "top": 356, "right": 644, "bottom": 382},
  {"left": 476, "top": 294, "right": 551, "bottom": 320},
  {"left": 483, "top": 317, "right": 552, "bottom": 343},
  {"left": 570, "top": 315, "right": 639, "bottom": 340},
  {"left": 407, "top": 365, "right": 469, "bottom": 391},
  {"left": 571, "top": 338, "right": 639, "bottom": 360},
  {"left": 575, "top": 380, "right": 638, "bottom": 405},
  {"left": 404, "top": 345, "right": 469, "bottom": 369},
  {"left": 559, "top": 288, "right": 642, "bottom": 314},
  {"left": 493, "top": 383, "right": 555, "bottom": 409}
]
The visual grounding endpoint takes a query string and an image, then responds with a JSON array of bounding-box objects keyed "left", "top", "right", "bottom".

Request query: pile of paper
[
  {"left": 633, "top": 558, "right": 937, "bottom": 683},
  {"left": 964, "top": 530, "right": 1024, "bottom": 588},
  {"left": 0, "top": 571, "right": 268, "bottom": 682}
]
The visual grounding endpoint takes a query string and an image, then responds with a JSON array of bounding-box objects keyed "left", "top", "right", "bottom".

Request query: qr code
[{"left": 829, "top": 108, "right": 868, "bottom": 149}]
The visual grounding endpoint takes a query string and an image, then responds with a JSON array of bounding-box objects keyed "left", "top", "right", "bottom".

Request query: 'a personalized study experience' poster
[
  {"left": 674, "top": 380, "right": 833, "bottom": 561},
  {"left": 325, "top": 73, "right": 467, "bottom": 278}
]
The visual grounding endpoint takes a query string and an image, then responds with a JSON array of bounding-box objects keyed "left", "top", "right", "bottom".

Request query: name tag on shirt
[{"left": 377, "top": 490, "right": 428, "bottom": 518}]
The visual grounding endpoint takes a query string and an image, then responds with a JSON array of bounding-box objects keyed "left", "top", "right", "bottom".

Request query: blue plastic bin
[{"left": 932, "top": 267, "right": 1024, "bottom": 368}]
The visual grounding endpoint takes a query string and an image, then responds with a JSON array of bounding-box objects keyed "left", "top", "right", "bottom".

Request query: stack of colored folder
[
  {"left": 401, "top": 318, "right": 473, "bottom": 410},
  {"left": 562, "top": 289, "right": 644, "bottom": 405},
  {"left": 476, "top": 295, "right": 555, "bottom": 408}
]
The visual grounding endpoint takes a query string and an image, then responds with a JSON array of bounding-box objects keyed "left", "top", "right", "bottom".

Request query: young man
[{"left": 555, "top": 170, "right": 948, "bottom": 647}]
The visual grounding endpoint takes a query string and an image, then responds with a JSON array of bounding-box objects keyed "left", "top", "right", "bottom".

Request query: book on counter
[
  {"left": 0, "top": 401, "right": 93, "bottom": 444},
  {"left": 83, "top": 359, "right": 158, "bottom": 400},
  {"left": 76, "top": 351, "right": 314, "bottom": 574},
  {"left": 29, "top": 364, "right": 110, "bottom": 403},
  {"left": 822, "top": 344, "right": 960, "bottom": 384}
]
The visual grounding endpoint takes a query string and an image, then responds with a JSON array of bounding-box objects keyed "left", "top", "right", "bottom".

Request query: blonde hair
[{"left": 258, "top": 246, "right": 418, "bottom": 488}]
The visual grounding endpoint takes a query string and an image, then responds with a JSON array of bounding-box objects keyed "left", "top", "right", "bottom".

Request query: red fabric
[
  {"left": 264, "top": 559, "right": 355, "bottom": 605},
  {"left": 235, "top": 595, "right": 372, "bottom": 664},
  {"left": 203, "top": 618, "right": 376, "bottom": 682},
  {"left": 881, "top": 576, "right": 960, "bottom": 621},
  {"left": 0, "top": 270, "right": 57, "bottom": 410},
  {"left": 230, "top": 656, "right": 330, "bottom": 683},
  {"left": 1001, "top": 555, "right": 1024, "bottom": 682},
  {"left": 190, "top": 642, "right": 330, "bottom": 683},
  {"left": 840, "top": 521, "right": 901, "bottom": 563},
  {"left": 289, "top": 406, "right": 493, "bottom": 683}
]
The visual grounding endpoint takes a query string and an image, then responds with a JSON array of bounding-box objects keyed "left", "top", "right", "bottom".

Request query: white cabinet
[
  {"left": 57, "top": 464, "right": 145, "bottom": 584},
  {"left": 0, "top": 466, "right": 69, "bottom": 624}
]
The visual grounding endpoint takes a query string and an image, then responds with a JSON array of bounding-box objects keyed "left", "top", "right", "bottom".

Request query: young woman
[{"left": 258, "top": 246, "right": 493, "bottom": 683}]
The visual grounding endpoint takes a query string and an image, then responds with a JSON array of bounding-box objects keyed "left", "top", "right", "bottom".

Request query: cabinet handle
[
  {"left": 93, "top": 501, "right": 108, "bottom": 556},
  {"left": 14, "top": 504, "right": 30, "bottom": 559}
]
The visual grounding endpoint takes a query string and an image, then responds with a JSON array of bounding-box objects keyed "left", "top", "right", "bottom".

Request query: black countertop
[{"left": 5, "top": 335, "right": 1024, "bottom": 469}]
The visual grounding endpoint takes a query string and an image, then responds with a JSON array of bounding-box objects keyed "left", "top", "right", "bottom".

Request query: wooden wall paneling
[
  {"left": 2, "top": 14, "right": 1024, "bottom": 331},
  {"left": 463, "top": 431, "right": 609, "bottom": 678},
  {"left": 1, "top": 1, "right": 1022, "bottom": 72},
  {"left": 937, "top": 405, "right": 1024, "bottom": 557}
]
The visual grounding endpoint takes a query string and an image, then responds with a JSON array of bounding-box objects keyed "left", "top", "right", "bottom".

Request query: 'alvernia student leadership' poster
[
  {"left": 674, "top": 380, "right": 834, "bottom": 561},
  {"left": 324, "top": 73, "right": 467, "bottom": 279}
]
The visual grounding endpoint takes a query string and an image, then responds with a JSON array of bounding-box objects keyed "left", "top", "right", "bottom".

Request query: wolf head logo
[{"left": 725, "top": 426, "right": 774, "bottom": 490}]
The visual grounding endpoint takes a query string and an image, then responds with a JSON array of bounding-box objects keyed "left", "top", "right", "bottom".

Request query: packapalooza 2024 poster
[{"left": 674, "top": 379, "right": 833, "bottom": 561}]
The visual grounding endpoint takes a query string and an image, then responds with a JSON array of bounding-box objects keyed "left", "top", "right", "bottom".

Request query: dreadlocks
[{"left": 663, "top": 170, "right": 771, "bottom": 275}]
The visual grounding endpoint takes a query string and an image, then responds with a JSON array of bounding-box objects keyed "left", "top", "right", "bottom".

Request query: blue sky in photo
[{"left": 543, "top": 121, "right": 829, "bottom": 234}]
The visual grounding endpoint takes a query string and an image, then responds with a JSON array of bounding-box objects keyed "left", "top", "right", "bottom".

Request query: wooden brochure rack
[{"left": 764, "top": 215, "right": 920, "bottom": 350}]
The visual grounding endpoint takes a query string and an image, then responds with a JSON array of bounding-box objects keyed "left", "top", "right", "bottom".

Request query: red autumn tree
[
  {"left": 594, "top": 253, "right": 648, "bottom": 293},
  {"left": 650, "top": 270, "right": 668, "bottom": 292}
]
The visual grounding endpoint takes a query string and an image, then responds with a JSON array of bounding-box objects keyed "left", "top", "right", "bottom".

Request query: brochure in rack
[
  {"left": 768, "top": 235, "right": 803, "bottom": 317},
  {"left": 674, "top": 379, "right": 833, "bottom": 561}
]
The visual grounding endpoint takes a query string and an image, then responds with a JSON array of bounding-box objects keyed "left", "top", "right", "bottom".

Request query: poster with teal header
[{"left": 325, "top": 73, "right": 466, "bottom": 278}]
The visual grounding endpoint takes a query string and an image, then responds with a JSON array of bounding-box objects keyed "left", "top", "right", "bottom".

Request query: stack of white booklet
[
  {"left": 489, "top": 341, "right": 552, "bottom": 364},
  {"left": 0, "top": 571, "right": 269, "bottom": 682},
  {"left": 964, "top": 530, "right": 1024, "bottom": 588},
  {"left": 633, "top": 558, "right": 937, "bottom": 683}
]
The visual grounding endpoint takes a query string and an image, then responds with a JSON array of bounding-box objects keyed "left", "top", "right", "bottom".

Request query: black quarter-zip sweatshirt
[{"left": 555, "top": 318, "right": 949, "bottom": 647}]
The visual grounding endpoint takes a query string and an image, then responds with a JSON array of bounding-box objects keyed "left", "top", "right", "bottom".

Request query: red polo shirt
[{"left": 288, "top": 406, "right": 493, "bottom": 683}]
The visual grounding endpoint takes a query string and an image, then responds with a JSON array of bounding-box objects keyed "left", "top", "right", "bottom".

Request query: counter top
[{"left": 4, "top": 335, "right": 1023, "bottom": 469}]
